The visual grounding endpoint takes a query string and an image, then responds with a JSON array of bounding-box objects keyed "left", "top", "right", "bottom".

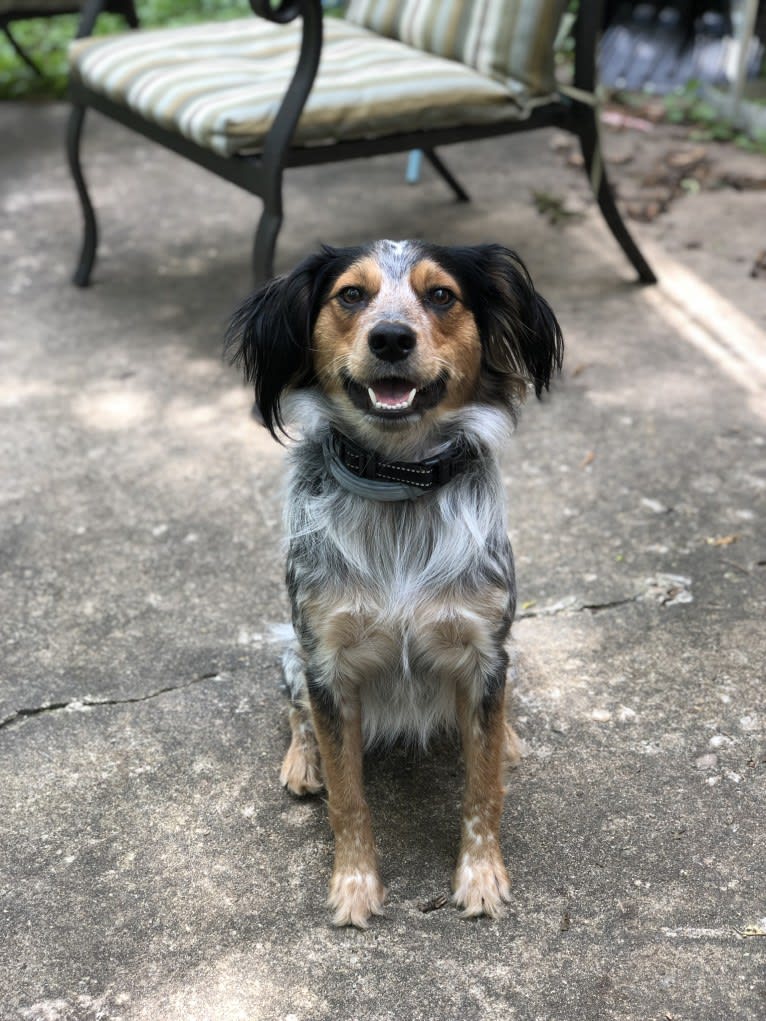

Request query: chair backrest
[{"left": 345, "top": 0, "right": 567, "bottom": 95}]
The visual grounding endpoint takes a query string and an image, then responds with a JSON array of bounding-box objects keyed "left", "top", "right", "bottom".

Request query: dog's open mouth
[{"left": 343, "top": 374, "right": 447, "bottom": 418}]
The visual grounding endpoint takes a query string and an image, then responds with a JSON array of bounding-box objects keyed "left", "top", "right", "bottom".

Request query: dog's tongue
[{"left": 370, "top": 380, "right": 415, "bottom": 406}]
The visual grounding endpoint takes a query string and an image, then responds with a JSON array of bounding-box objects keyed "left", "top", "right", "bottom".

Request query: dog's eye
[
  {"left": 428, "top": 287, "right": 456, "bottom": 308},
  {"left": 337, "top": 286, "right": 365, "bottom": 307}
]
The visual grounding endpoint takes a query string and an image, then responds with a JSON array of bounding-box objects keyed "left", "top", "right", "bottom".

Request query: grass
[
  {"left": 660, "top": 80, "right": 766, "bottom": 151},
  {"left": 0, "top": 1, "right": 253, "bottom": 99},
  {"left": 613, "top": 81, "right": 766, "bottom": 155}
]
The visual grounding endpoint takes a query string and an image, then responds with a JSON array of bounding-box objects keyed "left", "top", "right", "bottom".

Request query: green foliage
[
  {"left": 0, "top": 1, "right": 252, "bottom": 100},
  {"left": 661, "top": 80, "right": 766, "bottom": 154}
]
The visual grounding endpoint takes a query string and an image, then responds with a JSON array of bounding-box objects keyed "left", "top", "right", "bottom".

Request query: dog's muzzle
[{"left": 342, "top": 372, "right": 447, "bottom": 419}]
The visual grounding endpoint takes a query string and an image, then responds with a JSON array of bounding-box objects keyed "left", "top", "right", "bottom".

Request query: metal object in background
[{"left": 599, "top": 1, "right": 764, "bottom": 93}]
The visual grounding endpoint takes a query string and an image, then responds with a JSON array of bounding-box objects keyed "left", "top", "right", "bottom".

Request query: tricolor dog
[{"left": 227, "top": 240, "right": 563, "bottom": 927}]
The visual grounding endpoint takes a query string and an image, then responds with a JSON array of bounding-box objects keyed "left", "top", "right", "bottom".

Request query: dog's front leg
[
  {"left": 307, "top": 679, "right": 385, "bottom": 928},
  {"left": 453, "top": 677, "right": 511, "bottom": 918}
]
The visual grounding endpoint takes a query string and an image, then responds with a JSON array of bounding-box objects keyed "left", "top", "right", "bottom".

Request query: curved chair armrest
[
  {"left": 250, "top": 0, "right": 324, "bottom": 173},
  {"left": 572, "top": 0, "right": 605, "bottom": 95},
  {"left": 251, "top": 0, "right": 313, "bottom": 24},
  {"left": 76, "top": 0, "right": 110, "bottom": 38}
]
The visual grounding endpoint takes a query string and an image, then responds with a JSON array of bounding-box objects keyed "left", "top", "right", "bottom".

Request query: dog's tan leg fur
[
  {"left": 452, "top": 686, "right": 512, "bottom": 918},
  {"left": 280, "top": 705, "right": 323, "bottom": 796},
  {"left": 310, "top": 691, "right": 385, "bottom": 928}
]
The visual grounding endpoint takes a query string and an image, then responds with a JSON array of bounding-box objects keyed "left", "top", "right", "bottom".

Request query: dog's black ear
[
  {"left": 470, "top": 244, "right": 564, "bottom": 400},
  {"left": 225, "top": 248, "right": 340, "bottom": 438}
]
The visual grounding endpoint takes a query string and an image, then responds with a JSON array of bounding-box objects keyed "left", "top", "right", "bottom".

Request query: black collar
[{"left": 327, "top": 427, "right": 470, "bottom": 496}]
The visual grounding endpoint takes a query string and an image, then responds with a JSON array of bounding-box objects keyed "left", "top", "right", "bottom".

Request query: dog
[{"left": 226, "top": 240, "right": 563, "bottom": 928}]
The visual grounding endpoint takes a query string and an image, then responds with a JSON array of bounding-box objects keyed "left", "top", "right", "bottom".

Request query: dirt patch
[{"left": 548, "top": 112, "right": 766, "bottom": 225}]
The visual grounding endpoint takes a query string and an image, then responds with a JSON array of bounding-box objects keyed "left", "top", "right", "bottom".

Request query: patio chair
[{"left": 67, "top": 0, "right": 657, "bottom": 286}]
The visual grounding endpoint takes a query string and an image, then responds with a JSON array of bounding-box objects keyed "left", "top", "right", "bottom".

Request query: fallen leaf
[
  {"left": 627, "top": 199, "right": 665, "bottom": 222},
  {"left": 580, "top": 450, "right": 595, "bottom": 469},
  {"left": 532, "top": 190, "right": 586, "bottom": 226},
  {"left": 750, "top": 250, "right": 766, "bottom": 279},
  {"left": 571, "top": 362, "right": 590, "bottom": 378},
  {"left": 722, "top": 174, "right": 766, "bottom": 192},
  {"left": 640, "top": 99, "right": 667, "bottom": 123},
  {"left": 419, "top": 893, "right": 449, "bottom": 913},
  {"left": 607, "top": 150, "right": 634, "bottom": 166},
  {"left": 667, "top": 146, "right": 707, "bottom": 169},
  {"left": 641, "top": 497, "right": 671, "bottom": 514},
  {"left": 521, "top": 599, "right": 537, "bottom": 610},
  {"left": 706, "top": 535, "right": 740, "bottom": 547},
  {"left": 601, "top": 109, "right": 654, "bottom": 133}
]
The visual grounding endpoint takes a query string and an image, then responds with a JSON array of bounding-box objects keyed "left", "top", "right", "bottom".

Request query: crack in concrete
[
  {"left": 517, "top": 593, "right": 641, "bottom": 620},
  {"left": 0, "top": 672, "right": 222, "bottom": 733},
  {"left": 582, "top": 594, "right": 644, "bottom": 614},
  {"left": 517, "top": 575, "right": 694, "bottom": 620}
]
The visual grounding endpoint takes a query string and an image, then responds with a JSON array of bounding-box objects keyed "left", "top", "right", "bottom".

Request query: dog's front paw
[
  {"left": 328, "top": 868, "right": 386, "bottom": 928},
  {"left": 452, "top": 850, "right": 511, "bottom": 919}
]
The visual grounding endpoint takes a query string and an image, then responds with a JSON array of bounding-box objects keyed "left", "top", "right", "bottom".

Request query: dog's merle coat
[{"left": 227, "top": 240, "right": 562, "bottom": 927}]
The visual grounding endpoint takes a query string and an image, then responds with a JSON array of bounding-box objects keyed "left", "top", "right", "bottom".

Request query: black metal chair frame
[
  {"left": 67, "top": 0, "right": 657, "bottom": 286},
  {"left": 2, "top": 0, "right": 137, "bottom": 75}
]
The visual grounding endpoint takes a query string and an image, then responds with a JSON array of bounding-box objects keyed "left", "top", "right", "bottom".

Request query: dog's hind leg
[
  {"left": 453, "top": 678, "right": 512, "bottom": 918},
  {"left": 280, "top": 704, "right": 323, "bottom": 796},
  {"left": 279, "top": 644, "right": 323, "bottom": 796}
]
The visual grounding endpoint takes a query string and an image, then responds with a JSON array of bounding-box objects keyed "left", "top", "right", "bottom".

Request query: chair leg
[
  {"left": 422, "top": 148, "right": 470, "bottom": 203},
  {"left": 575, "top": 107, "right": 657, "bottom": 285},
  {"left": 2, "top": 23, "right": 43, "bottom": 76},
  {"left": 252, "top": 203, "right": 282, "bottom": 284},
  {"left": 66, "top": 105, "right": 98, "bottom": 288}
]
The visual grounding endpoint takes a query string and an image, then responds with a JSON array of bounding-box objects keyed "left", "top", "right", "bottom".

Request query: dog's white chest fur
[
  {"left": 313, "top": 588, "right": 511, "bottom": 745},
  {"left": 285, "top": 437, "right": 515, "bottom": 746}
]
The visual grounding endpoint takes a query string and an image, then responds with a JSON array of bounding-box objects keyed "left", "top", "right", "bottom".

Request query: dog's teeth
[{"left": 367, "top": 386, "right": 419, "bottom": 412}]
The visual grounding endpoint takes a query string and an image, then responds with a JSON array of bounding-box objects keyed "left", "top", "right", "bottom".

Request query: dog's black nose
[{"left": 368, "top": 322, "right": 416, "bottom": 362}]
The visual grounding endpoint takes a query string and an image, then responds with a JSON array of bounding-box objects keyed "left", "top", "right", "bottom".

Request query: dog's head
[{"left": 226, "top": 240, "right": 563, "bottom": 440}]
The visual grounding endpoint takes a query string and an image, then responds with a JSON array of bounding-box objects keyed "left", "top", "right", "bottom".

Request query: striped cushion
[
  {"left": 346, "top": 0, "right": 567, "bottom": 95},
  {"left": 69, "top": 17, "right": 551, "bottom": 157}
]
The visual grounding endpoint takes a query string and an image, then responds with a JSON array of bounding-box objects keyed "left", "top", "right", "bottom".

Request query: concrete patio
[{"left": 1, "top": 101, "right": 765, "bottom": 1020}]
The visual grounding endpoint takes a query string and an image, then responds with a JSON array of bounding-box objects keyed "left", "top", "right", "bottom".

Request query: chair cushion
[
  {"left": 346, "top": 0, "right": 567, "bottom": 95},
  {"left": 68, "top": 16, "right": 555, "bottom": 157}
]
